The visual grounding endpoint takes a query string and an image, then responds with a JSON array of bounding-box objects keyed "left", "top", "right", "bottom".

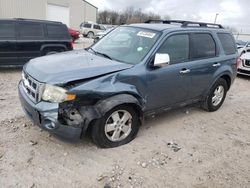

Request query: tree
[{"left": 97, "top": 7, "right": 170, "bottom": 25}]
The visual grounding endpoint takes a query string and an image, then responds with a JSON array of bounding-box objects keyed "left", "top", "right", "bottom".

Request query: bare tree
[
  {"left": 98, "top": 7, "right": 170, "bottom": 25},
  {"left": 225, "top": 25, "right": 238, "bottom": 33}
]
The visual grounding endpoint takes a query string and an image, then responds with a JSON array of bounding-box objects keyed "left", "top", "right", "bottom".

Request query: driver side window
[{"left": 157, "top": 34, "right": 189, "bottom": 64}]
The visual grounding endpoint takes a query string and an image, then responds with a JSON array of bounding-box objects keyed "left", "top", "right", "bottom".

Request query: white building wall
[
  {"left": 0, "top": 0, "right": 46, "bottom": 19},
  {"left": 0, "top": 0, "right": 97, "bottom": 29}
]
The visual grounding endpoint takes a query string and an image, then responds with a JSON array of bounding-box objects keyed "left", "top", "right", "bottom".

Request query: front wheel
[
  {"left": 91, "top": 105, "right": 140, "bottom": 148},
  {"left": 202, "top": 78, "right": 228, "bottom": 112}
]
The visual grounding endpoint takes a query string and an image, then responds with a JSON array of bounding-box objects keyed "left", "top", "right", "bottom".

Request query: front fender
[
  {"left": 79, "top": 94, "right": 144, "bottom": 132},
  {"left": 95, "top": 94, "right": 143, "bottom": 115}
]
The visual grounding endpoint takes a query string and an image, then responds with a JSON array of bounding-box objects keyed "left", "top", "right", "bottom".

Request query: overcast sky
[{"left": 87, "top": 0, "right": 250, "bottom": 33}]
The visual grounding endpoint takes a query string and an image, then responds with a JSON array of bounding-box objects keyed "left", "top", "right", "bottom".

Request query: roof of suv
[
  {"left": 129, "top": 20, "right": 227, "bottom": 32},
  {"left": 0, "top": 18, "right": 63, "bottom": 24},
  {"left": 129, "top": 23, "right": 179, "bottom": 31}
]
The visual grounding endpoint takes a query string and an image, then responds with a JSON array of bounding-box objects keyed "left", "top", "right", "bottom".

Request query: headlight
[{"left": 42, "top": 84, "right": 76, "bottom": 103}]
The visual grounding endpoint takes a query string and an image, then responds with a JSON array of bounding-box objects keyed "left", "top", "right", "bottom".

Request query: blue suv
[{"left": 18, "top": 20, "right": 239, "bottom": 147}]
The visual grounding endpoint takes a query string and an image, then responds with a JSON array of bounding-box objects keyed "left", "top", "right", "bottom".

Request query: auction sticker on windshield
[{"left": 137, "top": 31, "right": 156, "bottom": 38}]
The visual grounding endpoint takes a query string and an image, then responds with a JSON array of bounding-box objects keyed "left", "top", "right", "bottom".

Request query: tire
[
  {"left": 202, "top": 78, "right": 228, "bottom": 112},
  {"left": 46, "top": 51, "right": 58, "bottom": 55},
  {"left": 91, "top": 105, "right": 140, "bottom": 148},
  {"left": 44, "top": 48, "right": 64, "bottom": 56},
  {"left": 87, "top": 31, "right": 94, "bottom": 38}
]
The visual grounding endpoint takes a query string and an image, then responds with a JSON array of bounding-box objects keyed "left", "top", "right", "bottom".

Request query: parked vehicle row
[
  {"left": 18, "top": 20, "right": 238, "bottom": 148},
  {"left": 0, "top": 18, "right": 73, "bottom": 66}
]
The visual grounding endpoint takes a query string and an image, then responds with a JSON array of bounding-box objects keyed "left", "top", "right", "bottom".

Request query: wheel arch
[
  {"left": 41, "top": 44, "right": 67, "bottom": 55},
  {"left": 220, "top": 74, "right": 231, "bottom": 90},
  {"left": 80, "top": 93, "right": 144, "bottom": 134},
  {"left": 95, "top": 94, "right": 143, "bottom": 116},
  {"left": 202, "top": 71, "right": 233, "bottom": 102}
]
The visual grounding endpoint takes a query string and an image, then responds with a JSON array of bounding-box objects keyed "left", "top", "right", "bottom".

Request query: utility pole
[{"left": 214, "top": 13, "right": 219, "bottom": 24}]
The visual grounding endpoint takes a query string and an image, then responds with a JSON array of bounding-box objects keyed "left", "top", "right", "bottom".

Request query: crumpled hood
[{"left": 24, "top": 50, "right": 133, "bottom": 85}]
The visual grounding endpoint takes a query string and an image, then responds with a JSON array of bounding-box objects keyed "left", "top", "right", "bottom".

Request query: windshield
[{"left": 91, "top": 26, "right": 161, "bottom": 64}]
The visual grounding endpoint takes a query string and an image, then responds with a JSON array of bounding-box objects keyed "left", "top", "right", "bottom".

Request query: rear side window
[
  {"left": 93, "top": 25, "right": 101, "bottom": 30},
  {"left": 0, "top": 22, "right": 15, "bottom": 38},
  {"left": 19, "top": 22, "right": 44, "bottom": 38},
  {"left": 83, "top": 23, "right": 91, "bottom": 28},
  {"left": 100, "top": 25, "right": 106, "bottom": 30},
  {"left": 46, "top": 24, "right": 69, "bottom": 39},
  {"left": 191, "top": 33, "right": 216, "bottom": 59},
  {"left": 157, "top": 34, "right": 189, "bottom": 64},
  {"left": 217, "top": 33, "right": 236, "bottom": 55}
]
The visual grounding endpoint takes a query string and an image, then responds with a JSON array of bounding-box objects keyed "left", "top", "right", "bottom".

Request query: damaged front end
[
  {"left": 18, "top": 58, "right": 145, "bottom": 140},
  {"left": 18, "top": 82, "right": 83, "bottom": 140}
]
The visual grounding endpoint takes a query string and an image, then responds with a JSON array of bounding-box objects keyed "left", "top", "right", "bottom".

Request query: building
[{"left": 0, "top": 0, "right": 97, "bottom": 29}]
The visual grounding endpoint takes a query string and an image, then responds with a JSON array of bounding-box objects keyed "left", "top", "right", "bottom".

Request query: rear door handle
[
  {"left": 179, "top": 68, "right": 190, "bottom": 74},
  {"left": 213, "top": 62, "right": 221, "bottom": 67}
]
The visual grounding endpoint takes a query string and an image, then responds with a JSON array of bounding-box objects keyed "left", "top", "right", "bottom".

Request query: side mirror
[{"left": 154, "top": 53, "right": 170, "bottom": 67}]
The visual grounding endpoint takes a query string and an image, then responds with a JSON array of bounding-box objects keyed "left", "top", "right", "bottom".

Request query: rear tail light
[
  {"left": 70, "top": 40, "right": 74, "bottom": 49},
  {"left": 236, "top": 57, "right": 241, "bottom": 70}
]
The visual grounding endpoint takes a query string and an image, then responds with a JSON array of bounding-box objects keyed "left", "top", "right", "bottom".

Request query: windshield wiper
[
  {"left": 87, "top": 47, "right": 113, "bottom": 60},
  {"left": 87, "top": 47, "right": 118, "bottom": 61},
  {"left": 95, "top": 51, "right": 113, "bottom": 60},
  {"left": 87, "top": 47, "right": 96, "bottom": 54}
]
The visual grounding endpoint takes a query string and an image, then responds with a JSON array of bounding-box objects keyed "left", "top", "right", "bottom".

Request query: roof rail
[
  {"left": 145, "top": 20, "right": 224, "bottom": 29},
  {"left": 15, "top": 18, "right": 62, "bottom": 24}
]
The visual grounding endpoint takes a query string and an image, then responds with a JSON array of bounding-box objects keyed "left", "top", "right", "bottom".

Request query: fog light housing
[{"left": 43, "top": 119, "right": 57, "bottom": 130}]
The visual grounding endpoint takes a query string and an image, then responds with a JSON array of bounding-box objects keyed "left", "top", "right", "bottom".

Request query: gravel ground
[{"left": 0, "top": 65, "right": 250, "bottom": 187}]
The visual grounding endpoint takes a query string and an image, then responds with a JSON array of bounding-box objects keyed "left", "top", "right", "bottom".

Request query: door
[
  {"left": 145, "top": 34, "right": 191, "bottom": 110},
  {"left": 93, "top": 24, "right": 101, "bottom": 35},
  {"left": 47, "top": 4, "right": 70, "bottom": 26},
  {"left": 16, "top": 21, "right": 45, "bottom": 65},
  {"left": 187, "top": 33, "right": 219, "bottom": 99},
  {"left": 0, "top": 21, "right": 17, "bottom": 66}
]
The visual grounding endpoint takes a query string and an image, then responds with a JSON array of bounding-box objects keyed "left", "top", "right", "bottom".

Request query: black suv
[
  {"left": 0, "top": 18, "right": 73, "bottom": 66},
  {"left": 19, "top": 20, "right": 238, "bottom": 148}
]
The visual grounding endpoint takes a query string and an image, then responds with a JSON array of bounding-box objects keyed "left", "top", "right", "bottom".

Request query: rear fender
[{"left": 202, "top": 68, "right": 234, "bottom": 101}]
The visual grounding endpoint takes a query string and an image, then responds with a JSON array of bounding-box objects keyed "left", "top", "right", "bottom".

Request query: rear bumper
[{"left": 18, "top": 81, "right": 83, "bottom": 140}]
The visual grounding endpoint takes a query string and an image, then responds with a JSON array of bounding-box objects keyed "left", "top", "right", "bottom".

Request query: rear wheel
[
  {"left": 44, "top": 48, "right": 64, "bottom": 56},
  {"left": 46, "top": 51, "right": 58, "bottom": 55},
  {"left": 202, "top": 78, "right": 228, "bottom": 112},
  {"left": 91, "top": 105, "right": 140, "bottom": 148},
  {"left": 87, "top": 31, "right": 94, "bottom": 38}
]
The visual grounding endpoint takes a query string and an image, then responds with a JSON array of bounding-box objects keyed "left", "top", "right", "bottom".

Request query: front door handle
[
  {"left": 180, "top": 68, "right": 190, "bottom": 74},
  {"left": 213, "top": 62, "right": 221, "bottom": 67}
]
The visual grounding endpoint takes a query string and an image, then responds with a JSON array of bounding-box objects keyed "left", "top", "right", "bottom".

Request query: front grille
[
  {"left": 22, "top": 71, "right": 43, "bottom": 103},
  {"left": 238, "top": 68, "right": 250, "bottom": 75},
  {"left": 244, "top": 60, "right": 250, "bottom": 67}
]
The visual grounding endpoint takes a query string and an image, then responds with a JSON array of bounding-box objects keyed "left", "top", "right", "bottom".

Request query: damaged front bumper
[{"left": 18, "top": 81, "right": 83, "bottom": 140}]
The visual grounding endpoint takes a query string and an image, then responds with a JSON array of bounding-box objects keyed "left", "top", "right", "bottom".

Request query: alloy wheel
[
  {"left": 212, "top": 85, "right": 224, "bottom": 106},
  {"left": 104, "top": 110, "right": 132, "bottom": 142}
]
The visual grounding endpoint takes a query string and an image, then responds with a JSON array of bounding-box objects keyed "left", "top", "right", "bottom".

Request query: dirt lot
[{"left": 0, "top": 68, "right": 250, "bottom": 188}]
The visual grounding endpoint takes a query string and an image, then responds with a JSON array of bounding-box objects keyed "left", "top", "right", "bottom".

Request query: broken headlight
[{"left": 42, "top": 84, "right": 76, "bottom": 103}]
